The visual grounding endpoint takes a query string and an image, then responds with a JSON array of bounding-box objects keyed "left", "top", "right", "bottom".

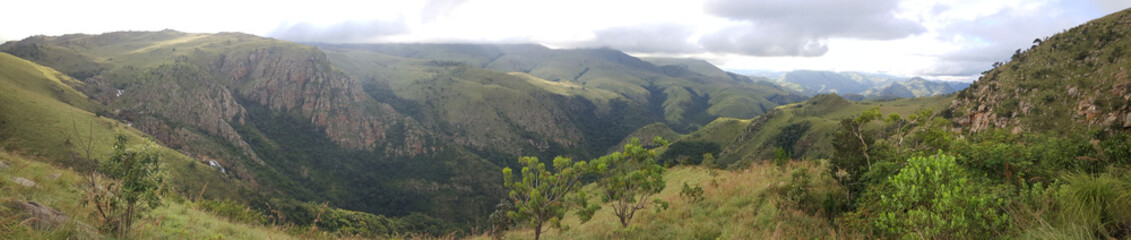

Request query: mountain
[
  {"left": 0, "top": 31, "right": 503, "bottom": 225},
  {"left": 774, "top": 70, "right": 900, "bottom": 95},
  {"left": 948, "top": 8, "right": 1131, "bottom": 134},
  {"left": 316, "top": 44, "right": 806, "bottom": 133},
  {"left": 0, "top": 31, "right": 808, "bottom": 230},
  {"left": 773, "top": 70, "right": 968, "bottom": 100},
  {"left": 848, "top": 77, "right": 964, "bottom": 100}
]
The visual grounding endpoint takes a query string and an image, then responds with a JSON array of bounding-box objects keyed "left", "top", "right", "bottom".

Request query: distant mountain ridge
[{"left": 769, "top": 69, "right": 968, "bottom": 99}]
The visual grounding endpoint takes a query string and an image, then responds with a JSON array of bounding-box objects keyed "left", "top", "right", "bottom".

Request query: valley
[{"left": 0, "top": 4, "right": 1129, "bottom": 240}]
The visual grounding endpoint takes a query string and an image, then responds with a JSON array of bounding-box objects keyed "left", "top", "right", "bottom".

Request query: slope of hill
[
  {"left": 0, "top": 51, "right": 306, "bottom": 238},
  {"left": 317, "top": 43, "right": 806, "bottom": 133},
  {"left": 950, "top": 8, "right": 1131, "bottom": 134},
  {"left": 480, "top": 163, "right": 842, "bottom": 240}
]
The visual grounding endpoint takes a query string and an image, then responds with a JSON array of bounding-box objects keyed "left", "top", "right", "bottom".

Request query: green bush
[{"left": 872, "top": 152, "right": 1010, "bottom": 239}]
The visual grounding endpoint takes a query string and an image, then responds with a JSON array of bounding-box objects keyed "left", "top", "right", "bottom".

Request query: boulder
[
  {"left": 13, "top": 177, "right": 35, "bottom": 188},
  {"left": 18, "top": 201, "right": 69, "bottom": 229},
  {"left": 0, "top": 160, "right": 8, "bottom": 169},
  {"left": 1125, "top": 112, "right": 1131, "bottom": 128}
]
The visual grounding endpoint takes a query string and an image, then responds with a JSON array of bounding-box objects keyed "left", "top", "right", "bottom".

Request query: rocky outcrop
[{"left": 949, "top": 9, "right": 1131, "bottom": 134}]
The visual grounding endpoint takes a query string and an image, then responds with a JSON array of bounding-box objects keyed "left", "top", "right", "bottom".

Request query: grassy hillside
[
  {"left": 0, "top": 149, "right": 297, "bottom": 239},
  {"left": 0, "top": 52, "right": 243, "bottom": 200},
  {"left": 478, "top": 161, "right": 842, "bottom": 240},
  {"left": 950, "top": 8, "right": 1131, "bottom": 134}
]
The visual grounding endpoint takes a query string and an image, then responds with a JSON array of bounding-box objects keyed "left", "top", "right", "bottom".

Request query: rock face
[{"left": 949, "top": 9, "right": 1131, "bottom": 134}]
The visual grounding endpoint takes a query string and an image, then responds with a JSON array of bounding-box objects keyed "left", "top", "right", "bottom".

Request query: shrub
[
  {"left": 679, "top": 182, "right": 704, "bottom": 204},
  {"left": 872, "top": 152, "right": 1010, "bottom": 239}
]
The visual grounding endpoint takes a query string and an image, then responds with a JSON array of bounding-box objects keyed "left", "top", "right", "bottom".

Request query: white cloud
[{"left": 2, "top": 0, "right": 1128, "bottom": 80}]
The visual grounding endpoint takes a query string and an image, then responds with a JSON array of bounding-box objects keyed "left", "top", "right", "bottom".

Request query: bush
[
  {"left": 680, "top": 182, "right": 704, "bottom": 204},
  {"left": 871, "top": 152, "right": 1010, "bottom": 239}
]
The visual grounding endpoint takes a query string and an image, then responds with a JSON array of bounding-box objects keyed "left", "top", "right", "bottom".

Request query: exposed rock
[
  {"left": 13, "top": 177, "right": 35, "bottom": 187},
  {"left": 16, "top": 201, "right": 69, "bottom": 229},
  {"left": 0, "top": 161, "right": 8, "bottom": 169},
  {"left": 1124, "top": 112, "right": 1131, "bottom": 128},
  {"left": 48, "top": 173, "right": 61, "bottom": 180}
]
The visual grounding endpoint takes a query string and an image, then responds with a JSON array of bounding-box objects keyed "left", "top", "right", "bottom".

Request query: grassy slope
[
  {"left": 478, "top": 162, "right": 841, "bottom": 239},
  {"left": 0, "top": 52, "right": 289, "bottom": 239},
  {"left": 0, "top": 52, "right": 242, "bottom": 199},
  {"left": 0, "top": 150, "right": 294, "bottom": 239}
]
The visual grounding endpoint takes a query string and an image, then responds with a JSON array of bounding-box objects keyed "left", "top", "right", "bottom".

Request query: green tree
[
  {"left": 589, "top": 137, "right": 670, "bottom": 227},
  {"left": 85, "top": 133, "right": 166, "bottom": 235},
  {"left": 503, "top": 156, "right": 601, "bottom": 240},
  {"left": 847, "top": 107, "right": 881, "bottom": 170}
]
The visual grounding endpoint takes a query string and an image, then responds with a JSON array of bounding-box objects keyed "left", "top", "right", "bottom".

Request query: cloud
[
  {"left": 930, "top": 0, "right": 1094, "bottom": 76},
  {"left": 700, "top": 0, "right": 925, "bottom": 57},
  {"left": 581, "top": 24, "right": 701, "bottom": 53},
  {"left": 421, "top": 0, "right": 470, "bottom": 22},
  {"left": 267, "top": 19, "right": 409, "bottom": 43}
]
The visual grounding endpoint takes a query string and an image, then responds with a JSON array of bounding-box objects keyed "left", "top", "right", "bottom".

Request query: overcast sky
[{"left": 3, "top": 0, "right": 1129, "bottom": 81}]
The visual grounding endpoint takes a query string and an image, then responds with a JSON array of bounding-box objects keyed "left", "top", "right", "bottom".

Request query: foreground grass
[
  {"left": 0, "top": 149, "right": 298, "bottom": 239},
  {"left": 479, "top": 161, "right": 842, "bottom": 239}
]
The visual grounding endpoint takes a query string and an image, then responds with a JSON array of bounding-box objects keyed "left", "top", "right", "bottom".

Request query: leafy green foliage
[
  {"left": 871, "top": 153, "right": 1009, "bottom": 239},
  {"left": 591, "top": 137, "right": 670, "bottom": 227},
  {"left": 679, "top": 182, "right": 705, "bottom": 204},
  {"left": 503, "top": 156, "right": 601, "bottom": 240},
  {"left": 83, "top": 133, "right": 166, "bottom": 235}
]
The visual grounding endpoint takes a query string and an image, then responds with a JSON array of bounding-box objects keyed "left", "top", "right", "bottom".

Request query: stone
[
  {"left": 1124, "top": 112, "right": 1131, "bottom": 128},
  {"left": 0, "top": 161, "right": 8, "bottom": 169},
  {"left": 48, "top": 173, "right": 61, "bottom": 180},
  {"left": 13, "top": 177, "right": 35, "bottom": 187},
  {"left": 18, "top": 201, "right": 69, "bottom": 229}
]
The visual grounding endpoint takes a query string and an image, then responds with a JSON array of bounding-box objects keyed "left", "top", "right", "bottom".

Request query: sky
[{"left": 2, "top": 0, "right": 1129, "bottom": 81}]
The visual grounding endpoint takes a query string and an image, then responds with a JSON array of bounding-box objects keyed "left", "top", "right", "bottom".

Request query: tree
[
  {"left": 845, "top": 107, "right": 881, "bottom": 170},
  {"left": 588, "top": 137, "right": 670, "bottom": 227},
  {"left": 84, "top": 133, "right": 166, "bottom": 236},
  {"left": 503, "top": 156, "right": 601, "bottom": 240},
  {"left": 884, "top": 109, "right": 933, "bottom": 153}
]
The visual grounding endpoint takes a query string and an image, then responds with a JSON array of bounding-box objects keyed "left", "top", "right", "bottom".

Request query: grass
[
  {"left": 477, "top": 161, "right": 842, "bottom": 239},
  {"left": 0, "top": 147, "right": 298, "bottom": 239}
]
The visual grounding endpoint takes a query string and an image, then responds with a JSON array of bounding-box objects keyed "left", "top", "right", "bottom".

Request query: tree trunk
[{"left": 534, "top": 221, "right": 543, "bottom": 240}]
